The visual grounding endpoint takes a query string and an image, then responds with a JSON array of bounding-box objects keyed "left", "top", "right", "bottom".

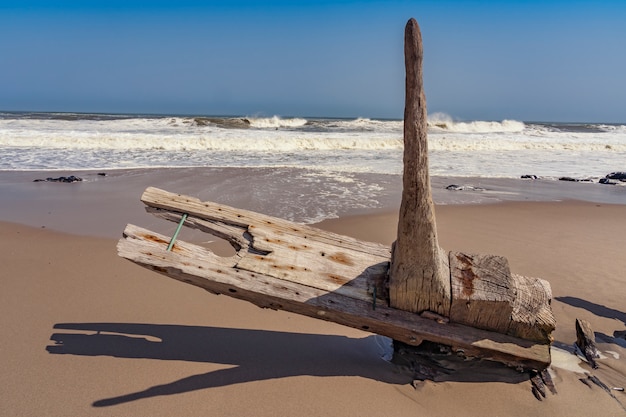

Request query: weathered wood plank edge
[
  {"left": 140, "top": 187, "right": 391, "bottom": 258},
  {"left": 145, "top": 209, "right": 389, "bottom": 304},
  {"left": 118, "top": 223, "right": 551, "bottom": 370}
]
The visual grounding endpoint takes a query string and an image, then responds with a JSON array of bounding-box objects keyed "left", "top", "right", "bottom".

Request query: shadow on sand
[
  {"left": 555, "top": 295, "right": 626, "bottom": 348},
  {"left": 47, "top": 322, "right": 529, "bottom": 407},
  {"left": 555, "top": 296, "right": 626, "bottom": 325}
]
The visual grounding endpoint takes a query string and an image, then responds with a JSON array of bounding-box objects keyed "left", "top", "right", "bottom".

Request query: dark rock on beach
[
  {"left": 606, "top": 172, "right": 626, "bottom": 181},
  {"left": 558, "top": 177, "right": 593, "bottom": 183},
  {"left": 33, "top": 175, "right": 83, "bottom": 183},
  {"left": 521, "top": 175, "right": 539, "bottom": 179},
  {"left": 599, "top": 178, "right": 619, "bottom": 185}
]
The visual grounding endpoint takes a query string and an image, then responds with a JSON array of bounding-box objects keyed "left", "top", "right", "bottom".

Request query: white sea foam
[
  {"left": 441, "top": 119, "right": 525, "bottom": 133},
  {"left": 325, "top": 117, "right": 404, "bottom": 132},
  {"left": 428, "top": 113, "right": 525, "bottom": 133},
  {"left": 1, "top": 113, "right": 624, "bottom": 179},
  {"left": 245, "top": 115, "right": 308, "bottom": 129}
]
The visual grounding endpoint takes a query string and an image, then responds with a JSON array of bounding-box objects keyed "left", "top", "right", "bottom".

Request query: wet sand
[
  {"left": 1, "top": 168, "right": 625, "bottom": 416},
  {"left": 1, "top": 167, "right": 624, "bottom": 238}
]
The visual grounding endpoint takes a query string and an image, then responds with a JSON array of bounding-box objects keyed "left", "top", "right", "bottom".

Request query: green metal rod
[{"left": 167, "top": 213, "right": 188, "bottom": 251}]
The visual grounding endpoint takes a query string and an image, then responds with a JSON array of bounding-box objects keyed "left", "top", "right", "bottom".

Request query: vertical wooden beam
[{"left": 389, "top": 18, "right": 450, "bottom": 316}]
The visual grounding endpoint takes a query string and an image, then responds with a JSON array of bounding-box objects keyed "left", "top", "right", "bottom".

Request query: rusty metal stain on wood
[
  {"left": 328, "top": 252, "right": 355, "bottom": 266},
  {"left": 327, "top": 274, "right": 348, "bottom": 286},
  {"left": 268, "top": 263, "right": 295, "bottom": 271},
  {"left": 140, "top": 233, "right": 168, "bottom": 245},
  {"left": 455, "top": 253, "right": 478, "bottom": 297},
  {"left": 459, "top": 268, "right": 477, "bottom": 297}
]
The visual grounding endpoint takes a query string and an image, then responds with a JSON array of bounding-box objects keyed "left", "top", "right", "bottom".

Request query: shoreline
[{"left": 1, "top": 167, "right": 624, "bottom": 239}]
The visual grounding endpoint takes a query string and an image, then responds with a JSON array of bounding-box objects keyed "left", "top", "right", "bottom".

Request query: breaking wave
[
  {"left": 1, "top": 112, "right": 625, "bottom": 178},
  {"left": 428, "top": 113, "right": 525, "bottom": 133},
  {"left": 244, "top": 116, "right": 308, "bottom": 129}
]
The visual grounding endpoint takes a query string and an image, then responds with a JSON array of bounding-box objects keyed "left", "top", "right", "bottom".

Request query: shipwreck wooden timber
[
  {"left": 118, "top": 187, "right": 550, "bottom": 369},
  {"left": 390, "top": 18, "right": 450, "bottom": 317},
  {"left": 390, "top": 18, "right": 554, "bottom": 344},
  {"left": 117, "top": 18, "right": 555, "bottom": 371}
]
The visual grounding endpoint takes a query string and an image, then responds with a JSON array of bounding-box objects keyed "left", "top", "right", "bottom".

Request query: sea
[{"left": 1, "top": 111, "right": 625, "bottom": 180}]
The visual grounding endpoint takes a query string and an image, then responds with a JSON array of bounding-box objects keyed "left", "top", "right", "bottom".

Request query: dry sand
[{"left": 1, "top": 169, "right": 626, "bottom": 416}]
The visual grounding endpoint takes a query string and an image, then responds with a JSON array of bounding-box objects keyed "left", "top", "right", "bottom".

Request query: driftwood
[
  {"left": 390, "top": 18, "right": 450, "bottom": 317},
  {"left": 530, "top": 369, "right": 558, "bottom": 400},
  {"left": 575, "top": 318, "right": 600, "bottom": 369},
  {"left": 118, "top": 187, "right": 550, "bottom": 369},
  {"left": 449, "top": 253, "right": 554, "bottom": 342},
  {"left": 117, "top": 18, "right": 555, "bottom": 371},
  {"left": 389, "top": 18, "right": 554, "bottom": 343}
]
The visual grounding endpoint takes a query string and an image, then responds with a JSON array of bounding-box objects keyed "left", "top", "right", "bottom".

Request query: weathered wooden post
[
  {"left": 389, "top": 18, "right": 450, "bottom": 316},
  {"left": 389, "top": 19, "right": 554, "bottom": 346}
]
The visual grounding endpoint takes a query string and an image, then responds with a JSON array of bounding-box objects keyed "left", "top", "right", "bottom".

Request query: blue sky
[{"left": 1, "top": 1, "right": 625, "bottom": 122}]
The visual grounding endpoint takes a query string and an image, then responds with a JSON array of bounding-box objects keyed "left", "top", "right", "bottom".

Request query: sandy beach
[{"left": 1, "top": 168, "right": 625, "bottom": 416}]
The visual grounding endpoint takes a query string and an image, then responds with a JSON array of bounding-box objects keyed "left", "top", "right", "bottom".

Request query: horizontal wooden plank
[
  {"left": 143, "top": 208, "right": 389, "bottom": 304},
  {"left": 141, "top": 187, "right": 391, "bottom": 258}
]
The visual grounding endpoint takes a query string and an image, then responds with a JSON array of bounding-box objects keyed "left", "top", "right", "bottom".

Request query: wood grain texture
[
  {"left": 117, "top": 187, "right": 551, "bottom": 369},
  {"left": 450, "top": 254, "right": 555, "bottom": 343},
  {"left": 449, "top": 252, "right": 514, "bottom": 334},
  {"left": 575, "top": 318, "right": 600, "bottom": 369},
  {"left": 389, "top": 18, "right": 450, "bottom": 316}
]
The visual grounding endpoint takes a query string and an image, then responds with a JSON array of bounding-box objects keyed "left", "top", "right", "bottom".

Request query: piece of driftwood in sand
[
  {"left": 117, "top": 18, "right": 555, "bottom": 371},
  {"left": 575, "top": 318, "right": 600, "bottom": 369},
  {"left": 389, "top": 18, "right": 554, "bottom": 343},
  {"left": 389, "top": 19, "right": 450, "bottom": 317},
  {"left": 118, "top": 187, "right": 550, "bottom": 370}
]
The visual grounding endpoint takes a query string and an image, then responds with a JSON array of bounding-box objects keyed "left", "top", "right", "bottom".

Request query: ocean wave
[
  {"left": 2, "top": 113, "right": 625, "bottom": 179},
  {"left": 429, "top": 118, "right": 526, "bottom": 133},
  {"left": 428, "top": 135, "right": 626, "bottom": 152},
  {"left": 244, "top": 116, "right": 308, "bottom": 129},
  {"left": 0, "top": 127, "right": 403, "bottom": 151},
  {"left": 598, "top": 124, "right": 626, "bottom": 132},
  {"left": 186, "top": 117, "right": 250, "bottom": 129},
  {"left": 3, "top": 126, "right": 624, "bottom": 153},
  {"left": 322, "top": 117, "right": 403, "bottom": 132}
]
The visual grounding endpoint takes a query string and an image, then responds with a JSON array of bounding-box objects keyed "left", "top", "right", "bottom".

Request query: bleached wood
[
  {"left": 449, "top": 254, "right": 554, "bottom": 343},
  {"left": 509, "top": 274, "right": 555, "bottom": 343},
  {"left": 389, "top": 18, "right": 450, "bottom": 316},
  {"left": 386, "top": 18, "right": 554, "bottom": 345},
  {"left": 141, "top": 188, "right": 390, "bottom": 303},
  {"left": 118, "top": 219, "right": 550, "bottom": 369},
  {"left": 449, "top": 252, "right": 515, "bottom": 334},
  {"left": 141, "top": 186, "right": 390, "bottom": 258}
]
